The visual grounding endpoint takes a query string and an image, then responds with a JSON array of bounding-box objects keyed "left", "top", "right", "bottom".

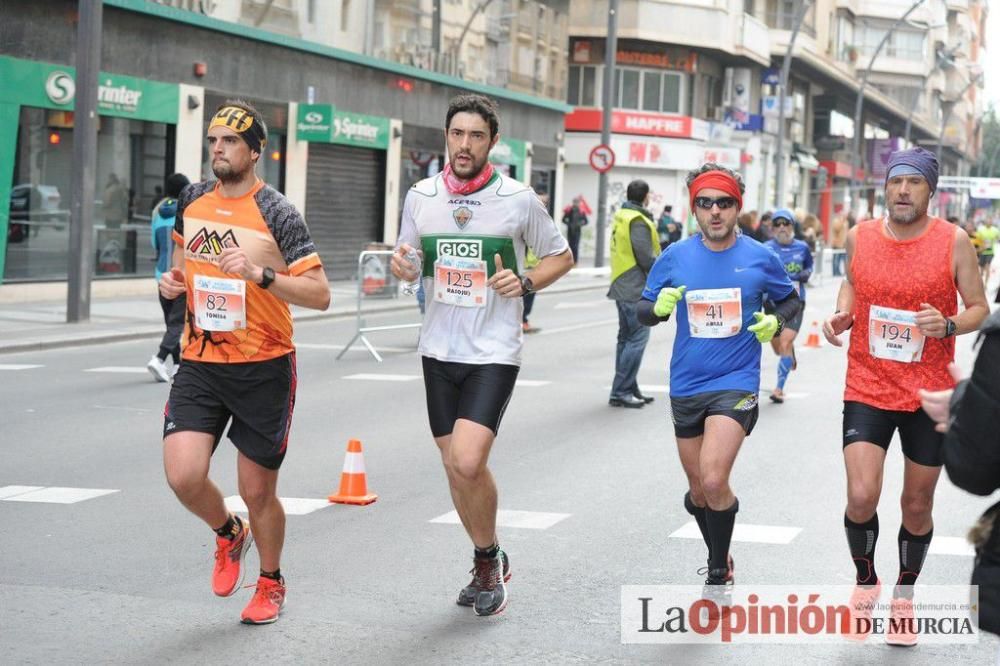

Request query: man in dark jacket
[
  {"left": 607, "top": 180, "right": 660, "bottom": 408},
  {"left": 920, "top": 309, "right": 1000, "bottom": 635},
  {"left": 561, "top": 197, "right": 588, "bottom": 264}
]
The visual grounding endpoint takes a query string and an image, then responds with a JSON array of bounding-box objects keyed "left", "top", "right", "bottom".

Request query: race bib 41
[{"left": 686, "top": 288, "right": 742, "bottom": 338}]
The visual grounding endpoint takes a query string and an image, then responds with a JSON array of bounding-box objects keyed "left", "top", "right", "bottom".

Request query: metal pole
[
  {"left": 431, "top": 0, "right": 442, "bottom": 71},
  {"left": 774, "top": 0, "right": 812, "bottom": 209},
  {"left": 594, "top": 0, "right": 618, "bottom": 268},
  {"left": 67, "top": 0, "right": 103, "bottom": 323},
  {"left": 452, "top": 0, "right": 497, "bottom": 77},
  {"left": 851, "top": 0, "right": 926, "bottom": 200}
]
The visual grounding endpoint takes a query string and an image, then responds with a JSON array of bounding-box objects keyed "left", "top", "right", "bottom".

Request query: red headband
[{"left": 689, "top": 171, "right": 743, "bottom": 212}]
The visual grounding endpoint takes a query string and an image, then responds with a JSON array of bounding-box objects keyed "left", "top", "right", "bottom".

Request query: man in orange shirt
[
  {"left": 158, "top": 100, "right": 330, "bottom": 625},
  {"left": 823, "top": 147, "right": 987, "bottom": 645}
]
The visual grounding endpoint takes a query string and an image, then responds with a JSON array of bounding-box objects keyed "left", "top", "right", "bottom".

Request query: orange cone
[
  {"left": 328, "top": 439, "right": 378, "bottom": 505},
  {"left": 804, "top": 320, "right": 822, "bottom": 348}
]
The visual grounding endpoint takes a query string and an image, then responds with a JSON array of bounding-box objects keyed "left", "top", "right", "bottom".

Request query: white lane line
[
  {"left": 515, "top": 380, "right": 551, "bottom": 387},
  {"left": 430, "top": 509, "right": 571, "bottom": 530},
  {"left": 2, "top": 487, "right": 120, "bottom": 504},
  {"left": 670, "top": 521, "right": 801, "bottom": 545},
  {"left": 84, "top": 367, "right": 149, "bottom": 374},
  {"left": 537, "top": 318, "right": 619, "bottom": 336},
  {"left": 0, "top": 364, "right": 44, "bottom": 370},
  {"left": 93, "top": 405, "right": 155, "bottom": 413},
  {"left": 929, "top": 537, "right": 975, "bottom": 557},
  {"left": 296, "top": 342, "right": 412, "bottom": 353},
  {"left": 342, "top": 373, "right": 421, "bottom": 382},
  {"left": 224, "top": 496, "right": 332, "bottom": 516},
  {"left": 0, "top": 485, "right": 45, "bottom": 500},
  {"left": 554, "top": 300, "right": 609, "bottom": 310},
  {"left": 605, "top": 384, "right": 670, "bottom": 394}
]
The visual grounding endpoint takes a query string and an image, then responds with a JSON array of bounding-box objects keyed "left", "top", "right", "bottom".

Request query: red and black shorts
[{"left": 163, "top": 353, "right": 297, "bottom": 470}]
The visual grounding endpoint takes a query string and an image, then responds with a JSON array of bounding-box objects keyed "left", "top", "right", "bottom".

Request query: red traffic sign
[{"left": 589, "top": 144, "right": 615, "bottom": 173}]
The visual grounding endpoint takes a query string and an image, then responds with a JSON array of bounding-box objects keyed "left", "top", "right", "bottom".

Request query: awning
[{"left": 794, "top": 152, "right": 820, "bottom": 170}]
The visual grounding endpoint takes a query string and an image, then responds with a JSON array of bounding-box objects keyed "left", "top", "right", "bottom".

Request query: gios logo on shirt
[
  {"left": 187, "top": 227, "right": 239, "bottom": 260},
  {"left": 437, "top": 238, "right": 482, "bottom": 259}
]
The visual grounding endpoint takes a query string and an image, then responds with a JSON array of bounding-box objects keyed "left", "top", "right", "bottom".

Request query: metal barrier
[{"left": 336, "top": 249, "right": 421, "bottom": 363}]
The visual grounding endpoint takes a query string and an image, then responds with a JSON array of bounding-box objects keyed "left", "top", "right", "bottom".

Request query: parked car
[{"left": 8, "top": 184, "right": 62, "bottom": 243}]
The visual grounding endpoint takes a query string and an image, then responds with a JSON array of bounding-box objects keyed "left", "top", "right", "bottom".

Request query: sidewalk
[{"left": 0, "top": 266, "right": 611, "bottom": 354}]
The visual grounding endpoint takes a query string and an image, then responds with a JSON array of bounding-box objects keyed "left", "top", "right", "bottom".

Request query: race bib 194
[
  {"left": 434, "top": 255, "right": 487, "bottom": 308},
  {"left": 193, "top": 274, "right": 246, "bottom": 331},
  {"left": 686, "top": 288, "right": 743, "bottom": 338},
  {"left": 869, "top": 304, "right": 925, "bottom": 363}
]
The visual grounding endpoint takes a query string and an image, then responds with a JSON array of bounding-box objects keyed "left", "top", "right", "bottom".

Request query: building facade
[{"left": 0, "top": 0, "right": 570, "bottom": 286}]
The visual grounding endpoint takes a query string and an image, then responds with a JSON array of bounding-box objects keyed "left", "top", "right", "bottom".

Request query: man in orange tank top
[
  {"left": 823, "top": 147, "right": 988, "bottom": 645},
  {"left": 158, "top": 101, "right": 331, "bottom": 625}
]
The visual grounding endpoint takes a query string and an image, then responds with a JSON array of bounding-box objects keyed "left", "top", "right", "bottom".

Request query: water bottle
[{"left": 401, "top": 248, "right": 422, "bottom": 296}]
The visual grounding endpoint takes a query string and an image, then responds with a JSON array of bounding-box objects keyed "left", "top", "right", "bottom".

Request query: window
[
  {"left": 857, "top": 23, "right": 925, "bottom": 61},
  {"left": 642, "top": 71, "right": 661, "bottom": 112},
  {"left": 662, "top": 73, "right": 682, "bottom": 113},
  {"left": 340, "top": 0, "right": 350, "bottom": 32},
  {"left": 619, "top": 69, "right": 640, "bottom": 110},
  {"left": 567, "top": 65, "right": 598, "bottom": 106}
]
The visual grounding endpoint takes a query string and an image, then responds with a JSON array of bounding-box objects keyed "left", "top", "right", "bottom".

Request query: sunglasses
[
  {"left": 772, "top": 219, "right": 794, "bottom": 227},
  {"left": 694, "top": 196, "right": 738, "bottom": 210}
]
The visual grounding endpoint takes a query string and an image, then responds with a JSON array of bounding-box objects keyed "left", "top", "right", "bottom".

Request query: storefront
[
  {"left": 296, "top": 104, "right": 402, "bottom": 279},
  {"left": 0, "top": 55, "right": 181, "bottom": 284}
]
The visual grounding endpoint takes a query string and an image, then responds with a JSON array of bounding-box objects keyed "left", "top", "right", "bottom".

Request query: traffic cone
[
  {"left": 328, "top": 439, "right": 378, "bottom": 505},
  {"left": 804, "top": 320, "right": 822, "bottom": 348}
]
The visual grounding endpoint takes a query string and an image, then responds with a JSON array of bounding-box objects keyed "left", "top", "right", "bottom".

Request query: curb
[{"left": 0, "top": 281, "right": 608, "bottom": 355}]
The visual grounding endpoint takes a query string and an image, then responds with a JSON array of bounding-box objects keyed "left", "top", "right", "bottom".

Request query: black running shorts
[
  {"left": 163, "top": 354, "right": 297, "bottom": 470},
  {"left": 785, "top": 308, "right": 804, "bottom": 333},
  {"left": 842, "top": 401, "right": 943, "bottom": 466},
  {"left": 422, "top": 356, "right": 519, "bottom": 438},
  {"left": 669, "top": 390, "right": 760, "bottom": 439}
]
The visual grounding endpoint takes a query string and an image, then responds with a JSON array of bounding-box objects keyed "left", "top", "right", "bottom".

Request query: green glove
[
  {"left": 654, "top": 285, "right": 686, "bottom": 317},
  {"left": 748, "top": 311, "right": 779, "bottom": 343}
]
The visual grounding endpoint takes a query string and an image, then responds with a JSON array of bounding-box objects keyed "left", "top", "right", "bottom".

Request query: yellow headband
[{"left": 209, "top": 106, "right": 266, "bottom": 152}]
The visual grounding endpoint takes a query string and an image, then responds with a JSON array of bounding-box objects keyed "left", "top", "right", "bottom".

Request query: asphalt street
[{"left": 1, "top": 277, "right": 998, "bottom": 664}]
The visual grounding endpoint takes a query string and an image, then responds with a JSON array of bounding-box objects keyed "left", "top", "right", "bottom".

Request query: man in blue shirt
[
  {"left": 147, "top": 172, "right": 190, "bottom": 382},
  {"left": 764, "top": 208, "right": 813, "bottom": 403},
  {"left": 638, "top": 163, "right": 802, "bottom": 596}
]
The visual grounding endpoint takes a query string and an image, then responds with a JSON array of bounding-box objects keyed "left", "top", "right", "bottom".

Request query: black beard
[{"left": 213, "top": 162, "right": 251, "bottom": 184}]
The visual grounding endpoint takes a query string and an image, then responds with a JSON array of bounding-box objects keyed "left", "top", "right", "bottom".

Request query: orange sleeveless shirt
[{"left": 845, "top": 217, "right": 957, "bottom": 411}]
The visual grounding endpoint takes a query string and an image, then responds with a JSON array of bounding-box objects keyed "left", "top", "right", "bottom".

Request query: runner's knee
[
  {"left": 846, "top": 483, "right": 879, "bottom": 517},
  {"left": 900, "top": 491, "right": 934, "bottom": 520}
]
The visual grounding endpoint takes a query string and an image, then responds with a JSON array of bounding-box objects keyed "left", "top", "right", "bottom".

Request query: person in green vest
[
  {"left": 608, "top": 179, "right": 661, "bottom": 408},
  {"left": 976, "top": 218, "right": 999, "bottom": 289}
]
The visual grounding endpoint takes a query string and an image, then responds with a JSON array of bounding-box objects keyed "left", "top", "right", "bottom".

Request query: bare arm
[
  {"left": 527, "top": 249, "right": 574, "bottom": 291},
  {"left": 219, "top": 247, "right": 331, "bottom": 311},
  {"left": 158, "top": 244, "right": 186, "bottom": 300},
  {"left": 823, "top": 226, "right": 857, "bottom": 346},
  {"left": 951, "top": 228, "right": 989, "bottom": 335}
]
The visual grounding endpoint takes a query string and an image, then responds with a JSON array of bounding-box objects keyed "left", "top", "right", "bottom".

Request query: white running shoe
[{"left": 147, "top": 355, "right": 170, "bottom": 382}]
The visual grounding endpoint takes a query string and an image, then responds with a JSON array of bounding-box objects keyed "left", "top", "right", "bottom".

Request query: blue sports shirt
[
  {"left": 764, "top": 238, "right": 813, "bottom": 300},
  {"left": 642, "top": 233, "right": 795, "bottom": 396}
]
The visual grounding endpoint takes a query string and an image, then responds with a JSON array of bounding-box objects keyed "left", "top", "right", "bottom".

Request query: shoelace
[
  {"left": 471, "top": 558, "right": 499, "bottom": 591},
  {"left": 213, "top": 530, "right": 244, "bottom": 569},
  {"left": 243, "top": 579, "right": 284, "bottom": 605}
]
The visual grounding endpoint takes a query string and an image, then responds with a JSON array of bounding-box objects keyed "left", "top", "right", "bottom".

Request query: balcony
[
  {"left": 765, "top": 10, "right": 816, "bottom": 37},
  {"left": 739, "top": 12, "right": 771, "bottom": 63}
]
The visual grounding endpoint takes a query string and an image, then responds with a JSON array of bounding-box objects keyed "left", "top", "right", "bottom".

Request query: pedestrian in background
[
  {"left": 607, "top": 179, "right": 660, "bottom": 408},
  {"left": 830, "top": 214, "right": 847, "bottom": 277},
  {"left": 147, "top": 172, "right": 191, "bottom": 382},
  {"left": 103, "top": 173, "right": 129, "bottom": 229},
  {"left": 657, "top": 204, "right": 676, "bottom": 250},
  {"left": 561, "top": 196, "right": 588, "bottom": 264}
]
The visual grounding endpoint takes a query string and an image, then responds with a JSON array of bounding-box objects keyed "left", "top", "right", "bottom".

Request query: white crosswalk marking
[
  {"left": 0, "top": 486, "right": 119, "bottom": 504},
  {"left": 515, "top": 379, "right": 551, "bottom": 387},
  {"left": 0, "top": 485, "right": 44, "bottom": 500},
  {"left": 430, "top": 509, "right": 571, "bottom": 530},
  {"left": 0, "top": 364, "right": 43, "bottom": 370},
  {"left": 342, "top": 373, "right": 421, "bottom": 382},
  {"left": 84, "top": 367, "right": 149, "bottom": 374},
  {"left": 928, "top": 536, "right": 975, "bottom": 557},
  {"left": 670, "top": 521, "right": 802, "bottom": 545},
  {"left": 224, "top": 496, "right": 332, "bottom": 516}
]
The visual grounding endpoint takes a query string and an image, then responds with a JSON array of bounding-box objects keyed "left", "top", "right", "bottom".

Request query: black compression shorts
[
  {"left": 842, "top": 401, "right": 943, "bottom": 466},
  {"left": 669, "top": 390, "right": 760, "bottom": 438},
  {"left": 163, "top": 354, "right": 297, "bottom": 470},
  {"left": 422, "top": 356, "right": 519, "bottom": 438}
]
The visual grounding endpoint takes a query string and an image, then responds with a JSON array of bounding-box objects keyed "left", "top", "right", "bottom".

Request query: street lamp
[
  {"left": 774, "top": 0, "right": 813, "bottom": 209},
  {"left": 935, "top": 68, "right": 985, "bottom": 170},
  {"left": 851, "top": 0, "right": 927, "bottom": 197}
]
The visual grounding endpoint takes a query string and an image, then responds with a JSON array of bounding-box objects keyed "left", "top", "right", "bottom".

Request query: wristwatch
[
  {"left": 944, "top": 318, "right": 957, "bottom": 338},
  {"left": 520, "top": 275, "right": 535, "bottom": 295},
  {"left": 258, "top": 266, "right": 276, "bottom": 290}
]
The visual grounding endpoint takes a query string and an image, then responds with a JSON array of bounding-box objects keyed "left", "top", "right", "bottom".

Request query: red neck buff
[
  {"left": 689, "top": 171, "right": 743, "bottom": 212},
  {"left": 442, "top": 161, "right": 495, "bottom": 195}
]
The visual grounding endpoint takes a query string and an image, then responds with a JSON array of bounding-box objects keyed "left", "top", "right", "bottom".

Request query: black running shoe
[
  {"left": 457, "top": 549, "right": 510, "bottom": 607},
  {"left": 700, "top": 558, "right": 735, "bottom": 622},
  {"left": 472, "top": 553, "right": 508, "bottom": 616}
]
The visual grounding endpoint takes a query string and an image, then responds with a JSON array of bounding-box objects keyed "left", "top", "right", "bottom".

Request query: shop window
[{"left": 5, "top": 107, "right": 173, "bottom": 282}]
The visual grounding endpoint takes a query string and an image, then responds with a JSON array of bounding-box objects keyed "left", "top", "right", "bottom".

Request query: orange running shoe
[
  {"left": 211, "top": 518, "right": 253, "bottom": 597},
  {"left": 845, "top": 580, "right": 881, "bottom": 642},
  {"left": 241, "top": 576, "right": 286, "bottom": 625},
  {"left": 886, "top": 596, "right": 918, "bottom": 647}
]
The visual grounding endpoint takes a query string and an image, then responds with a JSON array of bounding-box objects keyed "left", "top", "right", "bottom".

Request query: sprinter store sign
[{"left": 297, "top": 104, "right": 390, "bottom": 150}]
